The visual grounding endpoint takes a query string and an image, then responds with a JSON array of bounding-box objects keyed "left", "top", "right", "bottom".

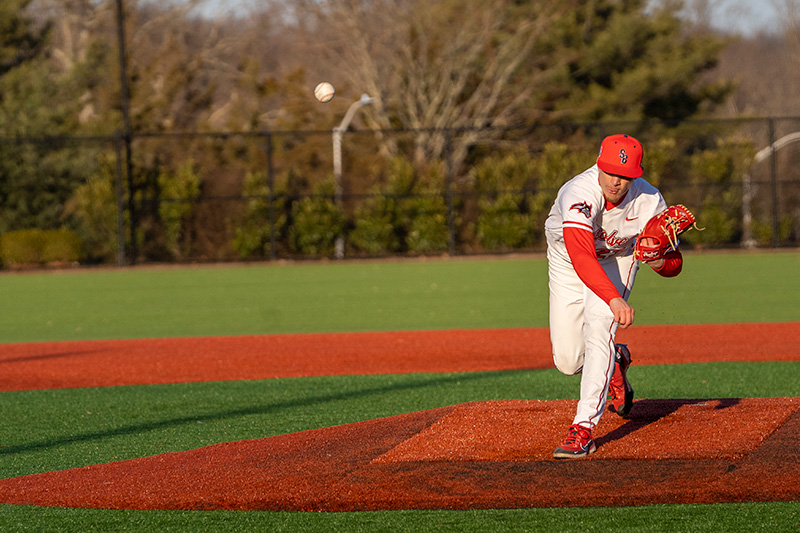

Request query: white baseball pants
[{"left": 546, "top": 231, "right": 639, "bottom": 429}]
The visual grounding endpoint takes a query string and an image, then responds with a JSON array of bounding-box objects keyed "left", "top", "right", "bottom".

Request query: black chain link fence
[{"left": 1, "top": 118, "right": 799, "bottom": 267}]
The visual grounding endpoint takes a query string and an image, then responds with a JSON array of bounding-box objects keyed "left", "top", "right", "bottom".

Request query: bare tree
[
  {"left": 292, "top": 0, "right": 564, "bottom": 172},
  {"left": 681, "top": 0, "right": 720, "bottom": 31},
  {"left": 711, "top": 0, "right": 800, "bottom": 117},
  {"left": 773, "top": 0, "right": 800, "bottom": 62}
]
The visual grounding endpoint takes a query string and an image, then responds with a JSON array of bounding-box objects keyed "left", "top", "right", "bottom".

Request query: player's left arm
[
  {"left": 644, "top": 249, "right": 682, "bottom": 277},
  {"left": 634, "top": 202, "right": 697, "bottom": 276}
]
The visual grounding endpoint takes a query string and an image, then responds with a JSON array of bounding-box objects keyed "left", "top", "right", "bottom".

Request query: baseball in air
[{"left": 314, "top": 82, "right": 335, "bottom": 103}]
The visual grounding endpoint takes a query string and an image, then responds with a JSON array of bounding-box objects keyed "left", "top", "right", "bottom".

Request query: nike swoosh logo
[{"left": 625, "top": 216, "right": 638, "bottom": 221}]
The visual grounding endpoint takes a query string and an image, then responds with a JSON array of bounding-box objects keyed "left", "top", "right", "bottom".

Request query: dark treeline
[{"left": 1, "top": 0, "right": 798, "bottom": 264}]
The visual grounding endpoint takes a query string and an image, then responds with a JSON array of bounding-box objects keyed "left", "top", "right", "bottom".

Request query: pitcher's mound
[{"left": 1, "top": 398, "right": 798, "bottom": 511}]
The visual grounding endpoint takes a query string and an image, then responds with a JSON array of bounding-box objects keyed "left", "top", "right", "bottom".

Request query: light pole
[
  {"left": 333, "top": 93, "right": 374, "bottom": 259},
  {"left": 742, "top": 130, "right": 800, "bottom": 248}
]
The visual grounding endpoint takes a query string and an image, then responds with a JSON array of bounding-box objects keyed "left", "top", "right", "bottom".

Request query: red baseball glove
[{"left": 633, "top": 205, "right": 700, "bottom": 261}]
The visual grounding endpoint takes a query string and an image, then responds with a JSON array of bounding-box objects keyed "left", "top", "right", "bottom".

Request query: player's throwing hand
[{"left": 610, "top": 297, "right": 634, "bottom": 329}]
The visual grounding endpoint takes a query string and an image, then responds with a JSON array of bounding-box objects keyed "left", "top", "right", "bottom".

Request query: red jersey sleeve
[
  {"left": 563, "top": 227, "right": 623, "bottom": 305},
  {"left": 651, "top": 249, "right": 683, "bottom": 277}
]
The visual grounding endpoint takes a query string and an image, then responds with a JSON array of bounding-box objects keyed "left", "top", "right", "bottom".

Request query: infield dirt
[{"left": 0, "top": 322, "right": 798, "bottom": 510}]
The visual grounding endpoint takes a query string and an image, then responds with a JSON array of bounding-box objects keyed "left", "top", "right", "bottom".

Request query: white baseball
[{"left": 314, "top": 82, "right": 335, "bottom": 103}]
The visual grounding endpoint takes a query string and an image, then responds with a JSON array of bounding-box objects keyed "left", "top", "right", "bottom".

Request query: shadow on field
[
  {"left": 0, "top": 370, "right": 532, "bottom": 457},
  {"left": 595, "top": 397, "right": 741, "bottom": 447},
  {"left": 0, "top": 350, "right": 104, "bottom": 365}
]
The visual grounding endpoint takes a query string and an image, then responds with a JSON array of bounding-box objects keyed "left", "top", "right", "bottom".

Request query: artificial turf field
[{"left": 1, "top": 251, "right": 799, "bottom": 531}]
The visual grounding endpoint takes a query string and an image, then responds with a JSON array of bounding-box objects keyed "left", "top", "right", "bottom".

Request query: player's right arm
[
  {"left": 563, "top": 227, "right": 635, "bottom": 329},
  {"left": 608, "top": 296, "right": 634, "bottom": 329}
]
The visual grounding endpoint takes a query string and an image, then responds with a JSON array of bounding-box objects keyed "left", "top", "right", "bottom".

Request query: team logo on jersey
[
  {"left": 619, "top": 149, "right": 628, "bottom": 164},
  {"left": 594, "top": 228, "right": 634, "bottom": 255},
  {"left": 569, "top": 202, "right": 593, "bottom": 219}
]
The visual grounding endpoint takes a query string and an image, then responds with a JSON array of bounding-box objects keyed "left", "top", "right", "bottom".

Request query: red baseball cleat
[
  {"left": 553, "top": 424, "right": 596, "bottom": 459},
  {"left": 608, "top": 343, "right": 634, "bottom": 416}
]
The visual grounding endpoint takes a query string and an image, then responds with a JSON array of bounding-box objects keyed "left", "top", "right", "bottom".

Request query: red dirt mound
[
  {"left": 1, "top": 398, "right": 797, "bottom": 511},
  {"left": 1, "top": 323, "right": 798, "bottom": 511}
]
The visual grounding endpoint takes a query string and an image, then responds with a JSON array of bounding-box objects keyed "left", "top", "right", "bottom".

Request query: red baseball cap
[{"left": 596, "top": 134, "right": 643, "bottom": 178}]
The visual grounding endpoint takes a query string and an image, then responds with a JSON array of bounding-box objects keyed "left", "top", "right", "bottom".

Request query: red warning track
[
  {"left": 1, "top": 322, "right": 798, "bottom": 391},
  {"left": 0, "top": 322, "right": 798, "bottom": 511}
]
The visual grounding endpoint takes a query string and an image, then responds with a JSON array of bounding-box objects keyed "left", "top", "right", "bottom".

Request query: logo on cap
[{"left": 596, "top": 134, "right": 643, "bottom": 179}]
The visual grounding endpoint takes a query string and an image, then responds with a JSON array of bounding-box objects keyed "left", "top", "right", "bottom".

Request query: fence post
[
  {"left": 115, "top": 0, "right": 136, "bottom": 263},
  {"left": 445, "top": 131, "right": 456, "bottom": 256},
  {"left": 768, "top": 118, "right": 780, "bottom": 247},
  {"left": 266, "top": 132, "right": 277, "bottom": 260},
  {"left": 113, "top": 131, "right": 127, "bottom": 266}
]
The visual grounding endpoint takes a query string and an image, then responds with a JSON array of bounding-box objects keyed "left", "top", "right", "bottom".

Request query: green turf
[
  {"left": 1, "top": 252, "right": 799, "bottom": 531},
  {"left": 2, "top": 501, "right": 798, "bottom": 532},
  {"left": 1, "top": 362, "right": 799, "bottom": 530},
  {"left": 1, "top": 362, "right": 798, "bottom": 479},
  {"left": 1, "top": 251, "right": 799, "bottom": 343},
  {"left": 0, "top": 259, "right": 549, "bottom": 342}
]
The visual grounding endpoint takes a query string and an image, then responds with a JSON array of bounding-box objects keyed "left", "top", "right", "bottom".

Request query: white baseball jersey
[
  {"left": 545, "top": 165, "right": 667, "bottom": 260},
  {"left": 545, "top": 164, "right": 667, "bottom": 430}
]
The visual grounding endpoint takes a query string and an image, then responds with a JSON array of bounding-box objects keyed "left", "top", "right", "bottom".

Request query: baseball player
[{"left": 545, "top": 134, "right": 684, "bottom": 459}]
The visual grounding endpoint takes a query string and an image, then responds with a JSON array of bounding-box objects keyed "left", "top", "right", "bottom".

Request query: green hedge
[
  {"left": 0, "top": 229, "right": 84, "bottom": 267},
  {"left": 289, "top": 178, "right": 345, "bottom": 256}
]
